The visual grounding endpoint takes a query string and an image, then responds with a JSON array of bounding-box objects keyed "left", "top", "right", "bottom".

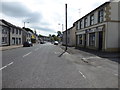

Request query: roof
[
  {"left": 0, "top": 19, "right": 16, "bottom": 28},
  {"left": 0, "top": 20, "right": 9, "bottom": 27}
]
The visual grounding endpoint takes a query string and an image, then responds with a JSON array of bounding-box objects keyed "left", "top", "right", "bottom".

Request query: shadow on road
[{"left": 58, "top": 51, "right": 66, "bottom": 57}]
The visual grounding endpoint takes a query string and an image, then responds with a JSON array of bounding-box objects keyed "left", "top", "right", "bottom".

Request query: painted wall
[
  {"left": 106, "top": 22, "right": 119, "bottom": 48},
  {"left": 110, "top": 1, "right": 119, "bottom": 21}
]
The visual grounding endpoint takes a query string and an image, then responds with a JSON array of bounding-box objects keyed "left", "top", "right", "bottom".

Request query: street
[{"left": 1, "top": 42, "right": 118, "bottom": 88}]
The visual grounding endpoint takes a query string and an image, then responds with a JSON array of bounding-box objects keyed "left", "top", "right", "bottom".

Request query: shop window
[
  {"left": 89, "top": 33, "right": 95, "bottom": 46},
  {"left": 16, "top": 38, "right": 18, "bottom": 44}
]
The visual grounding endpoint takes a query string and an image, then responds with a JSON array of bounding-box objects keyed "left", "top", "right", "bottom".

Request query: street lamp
[
  {"left": 58, "top": 23, "right": 64, "bottom": 33},
  {"left": 24, "top": 22, "right": 29, "bottom": 28}
]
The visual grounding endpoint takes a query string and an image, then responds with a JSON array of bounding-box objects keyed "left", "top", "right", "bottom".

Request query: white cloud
[{"left": 1, "top": 0, "right": 109, "bottom": 36}]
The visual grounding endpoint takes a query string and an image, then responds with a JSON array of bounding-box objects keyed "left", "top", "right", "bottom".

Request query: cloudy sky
[{"left": 0, "top": 0, "right": 109, "bottom": 36}]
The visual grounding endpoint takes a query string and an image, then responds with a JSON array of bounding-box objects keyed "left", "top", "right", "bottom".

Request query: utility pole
[
  {"left": 78, "top": 8, "right": 81, "bottom": 18},
  {"left": 62, "top": 24, "right": 64, "bottom": 33},
  {"left": 65, "top": 4, "right": 67, "bottom": 51},
  {"left": 24, "top": 22, "right": 29, "bottom": 28}
]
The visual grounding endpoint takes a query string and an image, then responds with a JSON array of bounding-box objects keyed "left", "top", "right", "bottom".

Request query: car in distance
[
  {"left": 54, "top": 41, "right": 59, "bottom": 45},
  {"left": 40, "top": 41, "right": 44, "bottom": 44},
  {"left": 23, "top": 41, "right": 33, "bottom": 47}
]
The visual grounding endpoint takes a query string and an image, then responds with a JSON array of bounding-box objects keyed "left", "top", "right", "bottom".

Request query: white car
[{"left": 54, "top": 41, "right": 59, "bottom": 45}]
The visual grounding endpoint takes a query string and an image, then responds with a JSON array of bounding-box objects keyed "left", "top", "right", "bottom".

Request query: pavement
[
  {"left": 60, "top": 45, "right": 119, "bottom": 88},
  {"left": 0, "top": 43, "right": 38, "bottom": 51},
  {"left": 0, "top": 45, "right": 23, "bottom": 51},
  {"left": 60, "top": 45, "right": 120, "bottom": 63}
]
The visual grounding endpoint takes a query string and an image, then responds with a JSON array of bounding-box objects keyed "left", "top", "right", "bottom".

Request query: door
[
  {"left": 98, "top": 31, "right": 103, "bottom": 50},
  {"left": 84, "top": 34, "right": 86, "bottom": 48}
]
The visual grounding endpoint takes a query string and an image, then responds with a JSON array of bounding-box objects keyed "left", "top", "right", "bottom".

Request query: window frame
[
  {"left": 90, "top": 14, "right": 94, "bottom": 25},
  {"left": 98, "top": 9, "right": 104, "bottom": 23},
  {"left": 84, "top": 18, "right": 88, "bottom": 28}
]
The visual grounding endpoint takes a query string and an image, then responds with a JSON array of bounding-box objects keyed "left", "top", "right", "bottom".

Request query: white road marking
[
  {"left": 23, "top": 52, "right": 32, "bottom": 58},
  {"left": 79, "top": 71, "right": 86, "bottom": 79},
  {"left": 0, "top": 62, "right": 13, "bottom": 70},
  {"left": 7, "top": 62, "right": 13, "bottom": 66}
]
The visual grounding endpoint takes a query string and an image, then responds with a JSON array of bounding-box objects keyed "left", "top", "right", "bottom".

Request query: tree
[
  {"left": 57, "top": 31, "right": 62, "bottom": 37},
  {"left": 38, "top": 34, "right": 43, "bottom": 37},
  {"left": 52, "top": 34, "right": 56, "bottom": 37},
  {"left": 22, "top": 27, "right": 34, "bottom": 33}
]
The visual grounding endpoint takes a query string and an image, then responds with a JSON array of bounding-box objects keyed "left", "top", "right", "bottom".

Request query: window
[
  {"left": 80, "top": 20, "right": 82, "bottom": 29},
  {"left": 77, "top": 21, "right": 80, "bottom": 30},
  {"left": 2, "top": 37, "right": 7, "bottom": 43},
  {"left": 12, "top": 37, "right": 15, "bottom": 45},
  {"left": 19, "top": 30, "right": 21, "bottom": 35},
  {"left": 76, "top": 21, "right": 80, "bottom": 30},
  {"left": 16, "top": 29, "right": 18, "bottom": 34},
  {"left": 5, "top": 37, "right": 7, "bottom": 43},
  {"left": 2, "top": 29, "right": 4, "bottom": 34},
  {"left": 2, "top": 37, "right": 4, "bottom": 43},
  {"left": 12, "top": 28, "right": 14, "bottom": 34},
  {"left": 98, "top": 9, "right": 104, "bottom": 23},
  {"left": 89, "top": 33, "right": 95, "bottom": 46},
  {"left": 84, "top": 18, "right": 88, "bottom": 27},
  {"left": 16, "top": 38, "right": 18, "bottom": 44},
  {"left": 90, "top": 14, "right": 94, "bottom": 25},
  {"left": 79, "top": 34, "right": 82, "bottom": 45},
  {"left": 5, "top": 30, "right": 7, "bottom": 34}
]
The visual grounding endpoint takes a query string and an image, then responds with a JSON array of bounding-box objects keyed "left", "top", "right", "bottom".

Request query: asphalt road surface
[{"left": 1, "top": 42, "right": 118, "bottom": 88}]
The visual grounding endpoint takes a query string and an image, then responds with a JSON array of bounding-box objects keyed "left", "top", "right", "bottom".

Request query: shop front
[{"left": 76, "top": 25, "right": 105, "bottom": 51}]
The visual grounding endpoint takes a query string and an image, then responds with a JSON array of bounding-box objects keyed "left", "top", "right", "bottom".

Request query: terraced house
[
  {"left": 0, "top": 20, "right": 10, "bottom": 46},
  {"left": 75, "top": 0, "right": 120, "bottom": 52},
  {"left": 0, "top": 19, "right": 23, "bottom": 46}
]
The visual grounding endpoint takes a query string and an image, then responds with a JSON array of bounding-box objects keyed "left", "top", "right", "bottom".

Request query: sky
[{"left": 0, "top": 0, "right": 109, "bottom": 36}]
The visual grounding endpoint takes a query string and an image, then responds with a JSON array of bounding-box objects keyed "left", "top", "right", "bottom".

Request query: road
[{"left": 1, "top": 42, "right": 118, "bottom": 88}]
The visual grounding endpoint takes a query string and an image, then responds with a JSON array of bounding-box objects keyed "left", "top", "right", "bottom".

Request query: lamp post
[
  {"left": 58, "top": 23, "right": 64, "bottom": 33},
  {"left": 24, "top": 22, "right": 29, "bottom": 28}
]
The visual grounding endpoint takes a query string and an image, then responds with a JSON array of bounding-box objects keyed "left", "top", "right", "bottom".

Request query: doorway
[
  {"left": 84, "top": 34, "right": 86, "bottom": 48},
  {"left": 98, "top": 31, "right": 103, "bottom": 50}
]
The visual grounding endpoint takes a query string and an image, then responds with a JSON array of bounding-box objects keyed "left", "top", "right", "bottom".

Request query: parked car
[
  {"left": 54, "top": 41, "right": 59, "bottom": 45},
  {"left": 40, "top": 41, "right": 44, "bottom": 44},
  {"left": 23, "top": 41, "right": 33, "bottom": 47}
]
